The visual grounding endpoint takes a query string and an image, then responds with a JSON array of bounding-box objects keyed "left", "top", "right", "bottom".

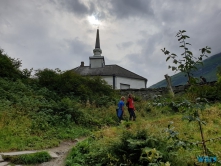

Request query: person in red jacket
[{"left": 127, "top": 94, "right": 136, "bottom": 121}]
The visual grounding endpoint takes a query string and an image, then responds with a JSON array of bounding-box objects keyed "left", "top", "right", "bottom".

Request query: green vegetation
[
  {"left": 3, "top": 151, "right": 51, "bottom": 164},
  {"left": 162, "top": 30, "right": 211, "bottom": 83},
  {"left": 1, "top": 47, "right": 221, "bottom": 165},
  {"left": 150, "top": 52, "right": 221, "bottom": 88},
  {"left": 151, "top": 30, "right": 221, "bottom": 88},
  {"left": 66, "top": 90, "right": 221, "bottom": 165},
  {"left": 65, "top": 30, "right": 221, "bottom": 165},
  {"left": 66, "top": 127, "right": 171, "bottom": 166},
  {"left": 0, "top": 49, "right": 118, "bottom": 153}
]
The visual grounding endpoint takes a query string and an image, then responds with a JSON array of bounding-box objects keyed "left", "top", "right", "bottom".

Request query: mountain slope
[{"left": 149, "top": 52, "right": 221, "bottom": 88}]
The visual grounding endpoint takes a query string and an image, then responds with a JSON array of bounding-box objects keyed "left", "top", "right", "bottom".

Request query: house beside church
[{"left": 72, "top": 29, "right": 147, "bottom": 89}]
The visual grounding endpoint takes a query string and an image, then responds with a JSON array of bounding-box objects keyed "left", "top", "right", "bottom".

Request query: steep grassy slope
[{"left": 150, "top": 52, "right": 221, "bottom": 88}]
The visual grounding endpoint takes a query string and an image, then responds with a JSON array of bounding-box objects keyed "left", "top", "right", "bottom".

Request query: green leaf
[
  {"left": 186, "top": 51, "right": 192, "bottom": 55},
  {"left": 178, "top": 37, "right": 183, "bottom": 41},
  {"left": 201, "top": 121, "right": 206, "bottom": 125},
  {"left": 166, "top": 57, "right": 170, "bottom": 61},
  {"left": 165, "top": 50, "right": 170, "bottom": 54},
  {"left": 206, "top": 50, "right": 211, "bottom": 53},
  {"left": 172, "top": 67, "right": 176, "bottom": 71},
  {"left": 173, "top": 59, "right": 178, "bottom": 64},
  {"left": 201, "top": 48, "right": 206, "bottom": 54}
]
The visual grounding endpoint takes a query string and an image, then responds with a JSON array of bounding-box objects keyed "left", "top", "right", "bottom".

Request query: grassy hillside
[
  {"left": 0, "top": 49, "right": 119, "bottom": 152},
  {"left": 66, "top": 95, "right": 221, "bottom": 166},
  {"left": 150, "top": 52, "right": 221, "bottom": 88},
  {"left": 2, "top": 49, "right": 221, "bottom": 165}
]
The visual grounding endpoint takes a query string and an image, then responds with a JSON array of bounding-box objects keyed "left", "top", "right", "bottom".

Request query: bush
[
  {"left": 66, "top": 129, "right": 173, "bottom": 166},
  {"left": 187, "top": 84, "right": 220, "bottom": 101},
  {"left": 0, "top": 49, "right": 22, "bottom": 79},
  {"left": 34, "top": 69, "right": 116, "bottom": 107}
]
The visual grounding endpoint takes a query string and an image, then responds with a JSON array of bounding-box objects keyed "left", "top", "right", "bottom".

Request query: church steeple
[
  {"left": 95, "top": 29, "right": 100, "bottom": 48},
  {"left": 90, "top": 29, "right": 105, "bottom": 68},
  {"left": 93, "top": 29, "right": 102, "bottom": 56}
]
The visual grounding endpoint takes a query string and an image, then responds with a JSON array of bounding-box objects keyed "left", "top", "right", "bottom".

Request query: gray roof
[{"left": 71, "top": 65, "right": 147, "bottom": 81}]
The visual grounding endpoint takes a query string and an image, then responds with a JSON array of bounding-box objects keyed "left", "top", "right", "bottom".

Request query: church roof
[{"left": 71, "top": 65, "right": 147, "bottom": 81}]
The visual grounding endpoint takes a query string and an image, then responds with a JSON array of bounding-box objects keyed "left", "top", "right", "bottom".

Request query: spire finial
[{"left": 95, "top": 29, "right": 100, "bottom": 48}]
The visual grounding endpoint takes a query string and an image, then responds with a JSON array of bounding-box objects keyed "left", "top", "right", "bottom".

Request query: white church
[{"left": 72, "top": 29, "right": 147, "bottom": 89}]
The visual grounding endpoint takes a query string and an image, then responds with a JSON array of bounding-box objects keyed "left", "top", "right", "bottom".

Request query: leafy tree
[
  {"left": 0, "top": 48, "right": 33, "bottom": 80},
  {"left": 34, "top": 69, "right": 115, "bottom": 106},
  {"left": 21, "top": 68, "right": 33, "bottom": 78},
  {"left": 161, "top": 30, "right": 211, "bottom": 82},
  {"left": 34, "top": 68, "right": 60, "bottom": 90},
  {"left": 0, "top": 49, "right": 22, "bottom": 79}
]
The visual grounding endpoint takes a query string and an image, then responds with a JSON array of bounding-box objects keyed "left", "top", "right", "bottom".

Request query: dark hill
[{"left": 149, "top": 52, "right": 221, "bottom": 88}]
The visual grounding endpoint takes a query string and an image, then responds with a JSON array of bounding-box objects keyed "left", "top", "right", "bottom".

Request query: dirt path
[{"left": 33, "top": 137, "right": 86, "bottom": 166}]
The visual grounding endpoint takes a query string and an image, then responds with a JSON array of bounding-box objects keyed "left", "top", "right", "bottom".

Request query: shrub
[
  {"left": 186, "top": 84, "right": 220, "bottom": 102},
  {"left": 66, "top": 129, "right": 174, "bottom": 166},
  {"left": 0, "top": 49, "right": 22, "bottom": 79}
]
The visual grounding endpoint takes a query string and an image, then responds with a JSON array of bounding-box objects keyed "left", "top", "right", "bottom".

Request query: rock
[
  {"left": 0, "top": 155, "right": 3, "bottom": 162},
  {"left": 74, "top": 139, "right": 79, "bottom": 142},
  {"left": 0, "top": 162, "right": 9, "bottom": 166},
  {"left": 47, "top": 151, "right": 58, "bottom": 158},
  {"left": 0, "top": 151, "right": 37, "bottom": 156}
]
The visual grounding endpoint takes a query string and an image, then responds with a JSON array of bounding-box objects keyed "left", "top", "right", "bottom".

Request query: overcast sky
[{"left": 0, "top": 0, "right": 221, "bottom": 87}]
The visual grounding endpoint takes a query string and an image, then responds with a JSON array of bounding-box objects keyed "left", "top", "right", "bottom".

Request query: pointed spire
[
  {"left": 93, "top": 29, "right": 102, "bottom": 56},
  {"left": 95, "top": 29, "right": 100, "bottom": 48}
]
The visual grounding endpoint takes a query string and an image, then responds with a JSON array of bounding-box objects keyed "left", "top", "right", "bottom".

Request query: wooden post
[{"left": 164, "top": 74, "right": 174, "bottom": 97}]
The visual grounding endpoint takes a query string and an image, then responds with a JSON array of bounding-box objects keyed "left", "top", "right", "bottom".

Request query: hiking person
[
  {"left": 127, "top": 94, "right": 136, "bottom": 121},
  {"left": 117, "top": 96, "right": 125, "bottom": 122}
]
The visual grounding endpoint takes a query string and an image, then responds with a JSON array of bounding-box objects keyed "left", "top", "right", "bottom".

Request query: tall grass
[{"left": 66, "top": 98, "right": 221, "bottom": 165}]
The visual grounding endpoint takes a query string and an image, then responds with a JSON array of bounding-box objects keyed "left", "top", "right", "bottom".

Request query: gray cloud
[
  {"left": 58, "top": 0, "right": 90, "bottom": 16},
  {"left": 108, "top": 0, "right": 154, "bottom": 19},
  {"left": 71, "top": 0, "right": 155, "bottom": 20},
  {"left": 116, "top": 41, "right": 133, "bottom": 50}
]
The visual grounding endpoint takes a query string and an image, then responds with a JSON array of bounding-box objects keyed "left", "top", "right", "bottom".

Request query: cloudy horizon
[{"left": 1, "top": 0, "right": 221, "bottom": 87}]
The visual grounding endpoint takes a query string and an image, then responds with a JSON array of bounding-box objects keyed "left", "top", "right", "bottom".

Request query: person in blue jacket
[{"left": 117, "top": 96, "right": 125, "bottom": 122}]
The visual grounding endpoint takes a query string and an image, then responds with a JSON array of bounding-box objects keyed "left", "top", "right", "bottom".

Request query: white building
[{"left": 72, "top": 29, "right": 147, "bottom": 89}]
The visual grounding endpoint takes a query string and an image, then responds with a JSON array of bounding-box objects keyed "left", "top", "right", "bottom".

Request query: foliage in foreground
[
  {"left": 0, "top": 77, "right": 120, "bottom": 151},
  {"left": 3, "top": 151, "right": 51, "bottom": 164},
  {"left": 1, "top": 46, "right": 221, "bottom": 165},
  {"left": 66, "top": 91, "right": 221, "bottom": 166},
  {"left": 66, "top": 128, "right": 172, "bottom": 166},
  {"left": 0, "top": 48, "right": 120, "bottom": 151},
  {"left": 185, "top": 68, "right": 221, "bottom": 102},
  {"left": 162, "top": 30, "right": 211, "bottom": 82}
]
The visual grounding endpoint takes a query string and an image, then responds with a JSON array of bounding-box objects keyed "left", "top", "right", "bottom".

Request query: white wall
[
  {"left": 116, "top": 76, "right": 146, "bottom": 89},
  {"left": 101, "top": 76, "right": 146, "bottom": 89},
  {"left": 102, "top": 76, "right": 113, "bottom": 87},
  {"left": 120, "top": 83, "right": 130, "bottom": 89},
  {"left": 90, "top": 59, "right": 104, "bottom": 68}
]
